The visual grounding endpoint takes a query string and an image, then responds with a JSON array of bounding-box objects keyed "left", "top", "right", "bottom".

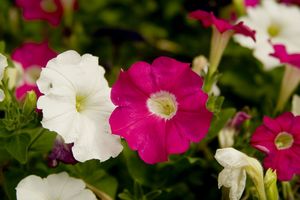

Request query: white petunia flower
[
  {"left": 37, "top": 50, "right": 123, "bottom": 162},
  {"left": 234, "top": 0, "right": 300, "bottom": 69},
  {"left": 16, "top": 172, "right": 97, "bottom": 200},
  {"left": 0, "top": 53, "right": 8, "bottom": 101},
  {"left": 215, "top": 148, "right": 266, "bottom": 200}
]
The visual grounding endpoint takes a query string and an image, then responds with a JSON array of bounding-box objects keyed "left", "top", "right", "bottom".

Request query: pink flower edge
[
  {"left": 270, "top": 44, "right": 300, "bottom": 68},
  {"left": 189, "top": 10, "right": 256, "bottom": 41}
]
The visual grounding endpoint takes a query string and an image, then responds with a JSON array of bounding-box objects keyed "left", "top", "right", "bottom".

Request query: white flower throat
[
  {"left": 147, "top": 90, "right": 178, "bottom": 120},
  {"left": 275, "top": 131, "right": 294, "bottom": 150},
  {"left": 76, "top": 95, "right": 86, "bottom": 112}
]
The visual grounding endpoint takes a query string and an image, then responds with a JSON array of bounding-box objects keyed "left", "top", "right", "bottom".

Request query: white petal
[
  {"left": 218, "top": 168, "right": 246, "bottom": 200},
  {"left": 215, "top": 148, "right": 250, "bottom": 168},
  {"left": 292, "top": 95, "right": 300, "bottom": 116},
  {"left": 0, "top": 53, "right": 8, "bottom": 80},
  {"left": 16, "top": 175, "right": 49, "bottom": 200},
  {"left": 16, "top": 172, "right": 97, "bottom": 200},
  {"left": 0, "top": 89, "right": 5, "bottom": 102}
]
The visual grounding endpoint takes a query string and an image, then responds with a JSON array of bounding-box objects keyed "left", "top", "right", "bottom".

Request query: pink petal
[
  {"left": 263, "top": 116, "right": 281, "bottom": 133},
  {"left": 112, "top": 113, "right": 168, "bottom": 164},
  {"left": 16, "top": 0, "right": 63, "bottom": 26},
  {"left": 245, "top": 0, "right": 260, "bottom": 7},
  {"left": 109, "top": 106, "right": 151, "bottom": 139},
  {"left": 270, "top": 44, "right": 300, "bottom": 68},
  {"left": 12, "top": 42, "right": 57, "bottom": 69},
  {"left": 127, "top": 61, "right": 158, "bottom": 94},
  {"left": 151, "top": 57, "right": 190, "bottom": 90},
  {"left": 166, "top": 122, "right": 190, "bottom": 154},
  {"left": 275, "top": 112, "right": 294, "bottom": 132},
  {"left": 111, "top": 71, "right": 148, "bottom": 107},
  {"left": 189, "top": 10, "right": 256, "bottom": 40},
  {"left": 15, "top": 84, "right": 41, "bottom": 100},
  {"left": 264, "top": 151, "right": 296, "bottom": 181},
  {"left": 251, "top": 126, "right": 276, "bottom": 154},
  {"left": 172, "top": 109, "right": 213, "bottom": 142}
]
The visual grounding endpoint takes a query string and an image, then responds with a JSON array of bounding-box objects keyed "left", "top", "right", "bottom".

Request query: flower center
[
  {"left": 146, "top": 91, "right": 178, "bottom": 120},
  {"left": 40, "top": 0, "right": 58, "bottom": 13},
  {"left": 75, "top": 95, "right": 86, "bottom": 112},
  {"left": 275, "top": 132, "right": 294, "bottom": 150},
  {"left": 267, "top": 24, "right": 281, "bottom": 37},
  {"left": 25, "top": 66, "right": 42, "bottom": 85}
]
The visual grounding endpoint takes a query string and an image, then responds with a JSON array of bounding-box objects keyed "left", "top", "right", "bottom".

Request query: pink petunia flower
[
  {"left": 109, "top": 57, "right": 213, "bottom": 164},
  {"left": 245, "top": 0, "right": 260, "bottom": 7},
  {"left": 12, "top": 41, "right": 57, "bottom": 100},
  {"left": 271, "top": 44, "right": 300, "bottom": 68},
  {"left": 189, "top": 10, "right": 255, "bottom": 92},
  {"left": 16, "top": 0, "right": 77, "bottom": 26},
  {"left": 189, "top": 10, "right": 256, "bottom": 40},
  {"left": 251, "top": 112, "right": 300, "bottom": 181},
  {"left": 270, "top": 44, "right": 300, "bottom": 112}
]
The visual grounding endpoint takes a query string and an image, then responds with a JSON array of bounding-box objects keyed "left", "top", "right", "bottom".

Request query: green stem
[
  {"left": 85, "top": 182, "right": 113, "bottom": 200},
  {"left": 282, "top": 181, "right": 295, "bottom": 200},
  {"left": 275, "top": 65, "right": 300, "bottom": 113}
]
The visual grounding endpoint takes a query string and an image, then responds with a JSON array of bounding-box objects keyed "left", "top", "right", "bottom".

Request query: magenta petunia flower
[
  {"left": 109, "top": 57, "right": 213, "bottom": 164},
  {"left": 12, "top": 41, "right": 57, "bottom": 100},
  {"left": 271, "top": 44, "right": 300, "bottom": 68},
  {"left": 251, "top": 112, "right": 300, "bottom": 181},
  {"left": 189, "top": 10, "right": 256, "bottom": 40},
  {"left": 16, "top": 0, "right": 77, "bottom": 26},
  {"left": 16, "top": 0, "right": 63, "bottom": 26},
  {"left": 245, "top": 0, "right": 260, "bottom": 7}
]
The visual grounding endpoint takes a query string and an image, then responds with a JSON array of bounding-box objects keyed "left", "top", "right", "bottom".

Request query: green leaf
[
  {"left": 69, "top": 160, "right": 118, "bottom": 199},
  {"left": 122, "top": 143, "right": 156, "bottom": 186},
  {"left": 5, "top": 133, "right": 31, "bottom": 164},
  {"left": 205, "top": 108, "right": 236, "bottom": 142},
  {"left": 28, "top": 128, "right": 56, "bottom": 153},
  {"left": 0, "top": 41, "right": 5, "bottom": 53}
]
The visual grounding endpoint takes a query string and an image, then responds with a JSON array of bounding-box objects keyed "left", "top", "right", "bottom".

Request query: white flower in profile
[
  {"left": 37, "top": 50, "right": 123, "bottom": 162},
  {"left": 215, "top": 148, "right": 266, "bottom": 200},
  {"left": 234, "top": 0, "right": 300, "bottom": 69},
  {"left": 0, "top": 53, "right": 8, "bottom": 101},
  {"left": 292, "top": 94, "right": 300, "bottom": 115},
  {"left": 16, "top": 172, "right": 97, "bottom": 200}
]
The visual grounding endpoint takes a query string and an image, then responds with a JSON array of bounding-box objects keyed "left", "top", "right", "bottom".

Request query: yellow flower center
[
  {"left": 275, "top": 132, "right": 294, "bottom": 150},
  {"left": 267, "top": 24, "right": 281, "bottom": 37},
  {"left": 76, "top": 95, "right": 86, "bottom": 112},
  {"left": 147, "top": 91, "right": 178, "bottom": 120},
  {"left": 40, "top": 0, "right": 58, "bottom": 13}
]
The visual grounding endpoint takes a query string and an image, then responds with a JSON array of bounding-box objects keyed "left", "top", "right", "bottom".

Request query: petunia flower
[
  {"left": 292, "top": 94, "right": 300, "bottom": 115},
  {"left": 0, "top": 53, "right": 8, "bottom": 101},
  {"left": 245, "top": 0, "right": 260, "bottom": 7},
  {"left": 218, "top": 111, "right": 251, "bottom": 148},
  {"left": 16, "top": 172, "right": 97, "bottom": 200},
  {"left": 189, "top": 10, "right": 255, "bottom": 92},
  {"left": 110, "top": 56, "right": 213, "bottom": 164},
  {"left": 48, "top": 135, "right": 77, "bottom": 168},
  {"left": 16, "top": 0, "right": 77, "bottom": 26},
  {"left": 251, "top": 112, "right": 300, "bottom": 181},
  {"left": 234, "top": 0, "right": 300, "bottom": 69},
  {"left": 12, "top": 41, "right": 57, "bottom": 100},
  {"left": 270, "top": 44, "right": 300, "bottom": 112},
  {"left": 37, "top": 50, "right": 123, "bottom": 162},
  {"left": 215, "top": 148, "right": 266, "bottom": 200}
]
